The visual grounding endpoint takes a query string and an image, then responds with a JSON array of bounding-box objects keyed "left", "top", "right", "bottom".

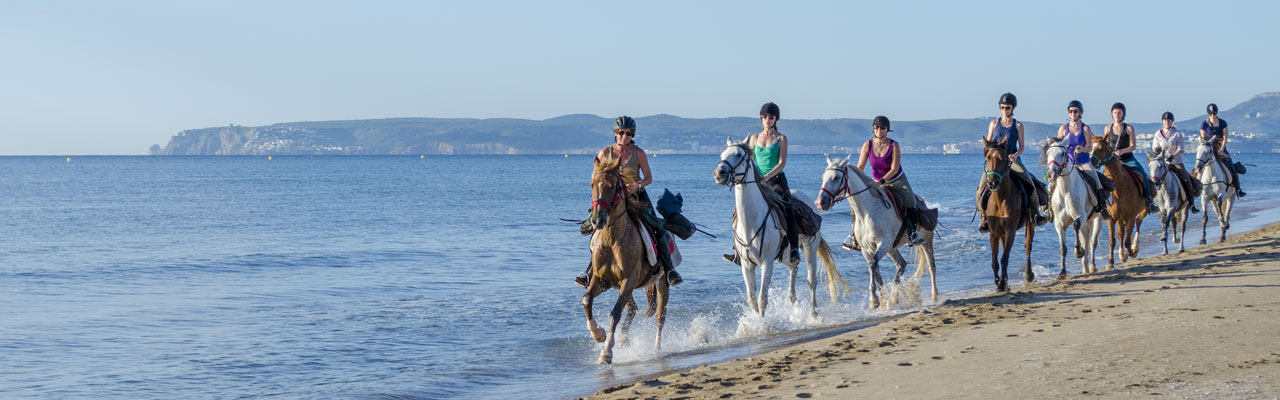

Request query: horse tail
[
  {"left": 816, "top": 239, "right": 851, "bottom": 302},
  {"left": 914, "top": 238, "right": 932, "bottom": 277}
]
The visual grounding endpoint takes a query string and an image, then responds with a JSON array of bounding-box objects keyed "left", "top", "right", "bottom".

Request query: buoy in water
[
  {"left": 268, "top": 156, "right": 272, "bottom": 160},
  {"left": 564, "top": 154, "right": 568, "bottom": 158},
  {"left": 421, "top": 155, "right": 424, "bottom": 159},
  {"left": 66, "top": 157, "right": 71, "bottom": 162}
]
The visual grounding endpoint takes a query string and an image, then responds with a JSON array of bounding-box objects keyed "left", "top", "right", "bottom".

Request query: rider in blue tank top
[
  {"left": 976, "top": 92, "right": 1049, "bottom": 232},
  {"left": 1198, "top": 103, "right": 1245, "bottom": 197},
  {"left": 1055, "top": 100, "right": 1113, "bottom": 216}
]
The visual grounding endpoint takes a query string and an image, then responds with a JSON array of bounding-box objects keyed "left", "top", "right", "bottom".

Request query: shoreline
[{"left": 582, "top": 221, "right": 1280, "bottom": 399}]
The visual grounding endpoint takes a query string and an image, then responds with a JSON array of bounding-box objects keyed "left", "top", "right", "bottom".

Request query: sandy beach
[{"left": 585, "top": 223, "right": 1280, "bottom": 399}]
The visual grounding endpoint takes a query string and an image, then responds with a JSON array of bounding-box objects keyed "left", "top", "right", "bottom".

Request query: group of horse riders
[{"left": 575, "top": 95, "right": 1247, "bottom": 288}]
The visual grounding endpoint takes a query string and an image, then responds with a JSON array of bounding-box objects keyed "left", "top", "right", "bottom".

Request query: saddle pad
[{"left": 588, "top": 215, "right": 679, "bottom": 268}]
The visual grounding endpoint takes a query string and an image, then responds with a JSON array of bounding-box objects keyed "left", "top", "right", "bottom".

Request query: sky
[{"left": 3, "top": 0, "right": 1279, "bottom": 155}]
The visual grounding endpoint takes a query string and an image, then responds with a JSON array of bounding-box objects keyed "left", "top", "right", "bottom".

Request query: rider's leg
[
  {"left": 1012, "top": 159, "right": 1048, "bottom": 225},
  {"left": 768, "top": 173, "right": 802, "bottom": 264},
  {"left": 1222, "top": 151, "right": 1245, "bottom": 197},
  {"left": 977, "top": 174, "right": 991, "bottom": 232}
]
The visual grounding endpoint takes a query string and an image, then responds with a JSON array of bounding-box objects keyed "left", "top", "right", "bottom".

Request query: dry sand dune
[{"left": 585, "top": 223, "right": 1280, "bottom": 399}]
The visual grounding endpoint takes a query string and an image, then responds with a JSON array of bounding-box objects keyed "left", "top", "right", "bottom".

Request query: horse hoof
[
  {"left": 590, "top": 327, "right": 607, "bottom": 343},
  {"left": 1199, "top": 239, "right": 1207, "bottom": 245},
  {"left": 598, "top": 353, "right": 613, "bottom": 364},
  {"left": 1056, "top": 273, "right": 1067, "bottom": 281},
  {"left": 1075, "top": 248, "right": 1084, "bottom": 258}
]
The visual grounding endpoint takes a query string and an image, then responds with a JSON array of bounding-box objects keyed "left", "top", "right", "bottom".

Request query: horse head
[
  {"left": 589, "top": 155, "right": 627, "bottom": 230},
  {"left": 714, "top": 138, "right": 755, "bottom": 186},
  {"left": 1041, "top": 136, "right": 1069, "bottom": 180},
  {"left": 1194, "top": 137, "right": 1218, "bottom": 173},
  {"left": 1088, "top": 135, "right": 1114, "bottom": 168},
  {"left": 1148, "top": 149, "right": 1169, "bottom": 185},
  {"left": 982, "top": 137, "right": 1011, "bottom": 190},
  {"left": 815, "top": 154, "right": 853, "bottom": 211}
]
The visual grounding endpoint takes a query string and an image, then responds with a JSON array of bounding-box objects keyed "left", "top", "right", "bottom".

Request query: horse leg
[
  {"left": 864, "top": 248, "right": 883, "bottom": 309},
  {"left": 758, "top": 260, "right": 774, "bottom": 315},
  {"left": 1088, "top": 216, "right": 1101, "bottom": 274},
  {"left": 1161, "top": 213, "right": 1170, "bottom": 255},
  {"left": 654, "top": 275, "right": 670, "bottom": 350},
  {"left": 1073, "top": 220, "right": 1085, "bottom": 259},
  {"left": 787, "top": 260, "right": 798, "bottom": 305},
  {"left": 1178, "top": 208, "right": 1188, "bottom": 252},
  {"left": 1220, "top": 198, "right": 1232, "bottom": 242},
  {"left": 583, "top": 281, "right": 609, "bottom": 343},
  {"left": 925, "top": 241, "right": 939, "bottom": 302},
  {"left": 618, "top": 296, "right": 638, "bottom": 347},
  {"left": 1199, "top": 195, "right": 1209, "bottom": 245},
  {"left": 599, "top": 280, "right": 635, "bottom": 364},
  {"left": 1056, "top": 222, "right": 1069, "bottom": 279},
  {"left": 1129, "top": 214, "right": 1142, "bottom": 259},
  {"left": 1107, "top": 220, "right": 1117, "bottom": 269},
  {"left": 644, "top": 285, "right": 657, "bottom": 318},
  {"left": 989, "top": 231, "right": 1002, "bottom": 291},
  {"left": 1001, "top": 229, "right": 1016, "bottom": 291},
  {"left": 803, "top": 238, "right": 819, "bottom": 317},
  {"left": 741, "top": 262, "right": 759, "bottom": 314},
  {"left": 1023, "top": 220, "right": 1035, "bottom": 283},
  {"left": 889, "top": 249, "right": 908, "bottom": 285}
]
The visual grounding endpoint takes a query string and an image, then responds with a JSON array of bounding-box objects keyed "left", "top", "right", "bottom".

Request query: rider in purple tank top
[
  {"left": 854, "top": 116, "right": 923, "bottom": 246},
  {"left": 1055, "top": 100, "right": 1113, "bottom": 216}
]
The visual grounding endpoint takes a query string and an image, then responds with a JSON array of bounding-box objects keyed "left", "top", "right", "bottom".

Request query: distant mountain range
[{"left": 151, "top": 92, "right": 1280, "bottom": 155}]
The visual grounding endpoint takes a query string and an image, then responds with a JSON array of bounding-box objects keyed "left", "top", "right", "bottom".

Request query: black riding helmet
[
  {"left": 1162, "top": 111, "right": 1175, "bottom": 121},
  {"left": 999, "top": 92, "right": 1017, "bottom": 108},
  {"left": 1111, "top": 102, "right": 1126, "bottom": 113},
  {"left": 1067, "top": 100, "right": 1083, "bottom": 112},
  {"left": 872, "top": 115, "right": 892, "bottom": 132},
  {"left": 760, "top": 102, "right": 780, "bottom": 118},
  {"left": 1206, "top": 103, "right": 1219, "bottom": 115},
  {"left": 613, "top": 115, "right": 636, "bottom": 132}
]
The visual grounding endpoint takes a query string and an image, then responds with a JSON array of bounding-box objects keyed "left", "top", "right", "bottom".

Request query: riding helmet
[
  {"left": 1067, "top": 100, "right": 1083, "bottom": 112},
  {"left": 1111, "top": 102, "right": 1126, "bottom": 113},
  {"left": 998, "top": 92, "right": 1017, "bottom": 108},
  {"left": 760, "top": 102, "right": 780, "bottom": 118},
  {"left": 872, "top": 115, "right": 892, "bottom": 132},
  {"left": 1206, "top": 103, "right": 1219, "bottom": 115},
  {"left": 1162, "top": 111, "right": 1175, "bottom": 121},
  {"left": 613, "top": 115, "right": 636, "bottom": 131}
]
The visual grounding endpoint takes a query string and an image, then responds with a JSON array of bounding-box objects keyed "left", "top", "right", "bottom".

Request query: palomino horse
[
  {"left": 582, "top": 155, "right": 669, "bottom": 364},
  {"left": 1194, "top": 138, "right": 1236, "bottom": 244},
  {"left": 1148, "top": 150, "right": 1190, "bottom": 254},
  {"left": 815, "top": 155, "right": 938, "bottom": 308},
  {"left": 1041, "top": 137, "right": 1102, "bottom": 276},
  {"left": 1089, "top": 136, "right": 1147, "bottom": 268},
  {"left": 980, "top": 138, "right": 1036, "bottom": 292},
  {"left": 713, "top": 140, "right": 848, "bottom": 317}
]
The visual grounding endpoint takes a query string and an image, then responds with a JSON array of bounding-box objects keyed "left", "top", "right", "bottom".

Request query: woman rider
[
  {"left": 575, "top": 116, "right": 682, "bottom": 288},
  {"left": 722, "top": 102, "right": 802, "bottom": 266},
  {"left": 1103, "top": 102, "right": 1158, "bottom": 213},
  {"left": 856, "top": 116, "right": 924, "bottom": 245},
  {"left": 1055, "top": 100, "right": 1113, "bottom": 217},
  {"left": 977, "top": 92, "right": 1049, "bottom": 232},
  {"left": 1151, "top": 111, "right": 1201, "bottom": 213},
  {"left": 1198, "top": 103, "right": 1245, "bottom": 197}
]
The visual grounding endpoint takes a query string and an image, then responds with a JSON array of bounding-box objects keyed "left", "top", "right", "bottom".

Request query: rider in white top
[{"left": 1151, "top": 112, "right": 1200, "bottom": 213}]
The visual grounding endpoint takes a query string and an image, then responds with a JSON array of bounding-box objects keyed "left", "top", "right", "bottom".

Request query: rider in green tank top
[{"left": 754, "top": 141, "right": 780, "bottom": 177}]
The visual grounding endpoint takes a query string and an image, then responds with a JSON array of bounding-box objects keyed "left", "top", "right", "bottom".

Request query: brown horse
[
  {"left": 582, "top": 155, "right": 669, "bottom": 364},
  {"left": 1089, "top": 136, "right": 1148, "bottom": 268},
  {"left": 981, "top": 138, "right": 1036, "bottom": 292}
]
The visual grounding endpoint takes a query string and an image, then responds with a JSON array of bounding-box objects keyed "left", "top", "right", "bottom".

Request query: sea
[{"left": 2, "top": 153, "right": 1278, "bottom": 399}]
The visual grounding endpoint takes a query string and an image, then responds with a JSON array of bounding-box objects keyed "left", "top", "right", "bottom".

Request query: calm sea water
[{"left": 2, "top": 153, "right": 1278, "bottom": 399}]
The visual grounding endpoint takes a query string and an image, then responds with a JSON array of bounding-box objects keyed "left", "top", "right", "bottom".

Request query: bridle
[
  {"left": 717, "top": 147, "right": 756, "bottom": 187},
  {"left": 590, "top": 169, "right": 626, "bottom": 216},
  {"left": 1044, "top": 143, "right": 1075, "bottom": 180},
  {"left": 984, "top": 148, "right": 1012, "bottom": 187},
  {"left": 819, "top": 165, "right": 886, "bottom": 208}
]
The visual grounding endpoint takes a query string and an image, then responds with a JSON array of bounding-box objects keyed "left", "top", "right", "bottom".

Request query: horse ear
[
  {"left": 726, "top": 136, "right": 734, "bottom": 146},
  {"left": 843, "top": 154, "right": 852, "bottom": 165}
]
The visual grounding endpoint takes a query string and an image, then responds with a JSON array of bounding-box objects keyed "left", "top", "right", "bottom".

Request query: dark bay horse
[
  {"left": 981, "top": 138, "right": 1035, "bottom": 292},
  {"left": 582, "top": 155, "right": 669, "bottom": 364},
  {"left": 1089, "top": 136, "right": 1147, "bottom": 268}
]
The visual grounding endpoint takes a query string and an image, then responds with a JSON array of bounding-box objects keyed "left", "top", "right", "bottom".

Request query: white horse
[
  {"left": 1194, "top": 139, "right": 1236, "bottom": 244},
  {"left": 713, "top": 140, "right": 848, "bottom": 317},
  {"left": 1042, "top": 138, "right": 1102, "bottom": 275},
  {"left": 1148, "top": 150, "right": 1190, "bottom": 254},
  {"left": 814, "top": 155, "right": 937, "bottom": 309}
]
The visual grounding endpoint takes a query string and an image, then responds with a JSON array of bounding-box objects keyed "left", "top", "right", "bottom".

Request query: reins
[{"left": 819, "top": 165, "right": 886, "bottom": 208}]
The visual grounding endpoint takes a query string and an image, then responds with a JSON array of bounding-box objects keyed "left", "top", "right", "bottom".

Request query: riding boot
[
  {"left": 722, "top": 248, "right": 741, "bottom": 266},
  {"left": 842, "top": 234, "right": 861, "bottom": 251},
  {"left": 653, "top": 231, "right": 681, "bottom": 286},
  {"left": 977, "top": 186, "right": 990, "bottom": 233},
  {"left": 574, "top": 262, "right": 592, "bottom": 288},
  {"left": 783, "top": 204, "right": 801, "bottom": 265},
  {"left": 906, "top": 208, "right": 924, "bottom": 246}
]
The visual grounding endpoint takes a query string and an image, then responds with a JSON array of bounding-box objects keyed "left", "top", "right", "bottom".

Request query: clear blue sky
[{"left": 3, "top": 0, "right": 1278, "bottom": 155}]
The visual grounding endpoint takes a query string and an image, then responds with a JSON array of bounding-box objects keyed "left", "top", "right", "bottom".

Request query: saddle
[{"left": 588, "top": 214, "right": 681, "bottom": 269}]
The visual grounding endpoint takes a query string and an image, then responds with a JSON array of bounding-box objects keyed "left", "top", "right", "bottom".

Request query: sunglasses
[
  {"left": 1068, "top": 109, "right": 1081, "bottom": 114},
  {"left": 760, "top": 114, "right": 778, "bottom": 120},
  {"left": 999, "top": 105, "right": 1013, "bottom": 110},
  {"left": 616, "top": 130, "right": 635, "bottom": 136}
]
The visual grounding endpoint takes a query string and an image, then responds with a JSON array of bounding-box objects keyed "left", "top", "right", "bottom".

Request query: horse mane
[
  {"left": 730, "top": 142, "right": 786, "bottom": 206},
  {"left": 594, "top": 153, "right": 623, "bottom": 173},
  {"left": 839, "top": 158, "right": 889, "bottom": 203}
]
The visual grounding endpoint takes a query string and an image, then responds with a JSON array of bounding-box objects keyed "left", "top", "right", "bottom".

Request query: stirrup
[
  {"left": 722, "top": 252, "right": 741, "bottom": 266},
  {"left": 907, "top": 231, "right": 924, "bottom": 246},
  {"left": 788, "top": 248, "right": 801, "bottom": 265},
  {"left": 574, "top": 271, "right": 591, "bottom": 288},
  {"left": 666, "top": 270, "right": 683, "bottom": 286}
]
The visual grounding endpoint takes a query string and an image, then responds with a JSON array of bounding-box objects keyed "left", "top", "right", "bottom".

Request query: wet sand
[{"left": 584, "top": 223, "right": 1280, "bottom": 399}]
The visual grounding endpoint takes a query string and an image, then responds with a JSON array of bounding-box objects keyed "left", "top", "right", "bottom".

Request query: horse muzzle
[{"left": 713, "top": 167, "right": 732, "bottom": 186}]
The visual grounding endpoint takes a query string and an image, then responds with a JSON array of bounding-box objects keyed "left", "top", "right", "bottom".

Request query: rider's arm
[
  {"left": 1057, "top": 124, "right": 1067, "bottom": 140},
  {"left": 855, "top": 141, "right": 870, "bottom": 170},
  {"left": 885, "top": 142, "right": 902, "bottom": 182},
  {"left": 1219, "top": 126, "right": 1230, "bottom": 153},
  {"left": 1118, "top": 126, "right": 1137, "bottom": 156},
  {"left": 633, "top": 147, "right": 652, "bottom": 191},
  {"left": 986, "top": 119, "right": 997, "bottom": 142},
  {"left": 1011, "top": 122, "right": 1025, "bottom": 159}
]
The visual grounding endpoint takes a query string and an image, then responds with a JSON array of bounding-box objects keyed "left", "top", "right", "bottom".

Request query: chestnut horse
[
  {"left": 582, "top": 155, "right": 669, "bottom": 364},
  {"left": 981, "top": 138, "right": 1036, "bottom": 292},
  {"left": 1089, "top": 136, "right": 1148, "bottom": 268}
]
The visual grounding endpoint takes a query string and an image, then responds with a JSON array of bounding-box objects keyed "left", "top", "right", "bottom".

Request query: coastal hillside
[{"left": 152, "top": 93, "right": 1280, "bottom": 155}]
